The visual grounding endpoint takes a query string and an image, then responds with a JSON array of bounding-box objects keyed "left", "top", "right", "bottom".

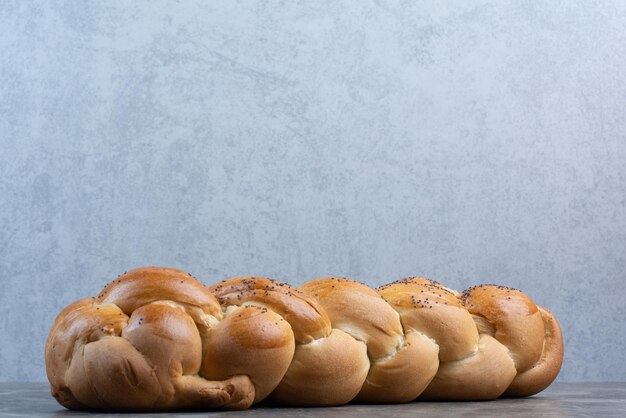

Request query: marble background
[{"left": 1, "top": 1, "right": 625, "bottom": 382}]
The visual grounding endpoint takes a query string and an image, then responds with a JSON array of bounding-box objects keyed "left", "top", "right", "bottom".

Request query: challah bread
[
  {"left": 45, "top": 267, "right": 563, "bottom": 411},
  {"left": 208, "top": 276, "right": 369, "bottom": 406},
  {"left": 299, "top": 277, "right": 439, "bottom": 403},
  {"left": 46, "top": 267, "right": 254, "bottom": 410}
]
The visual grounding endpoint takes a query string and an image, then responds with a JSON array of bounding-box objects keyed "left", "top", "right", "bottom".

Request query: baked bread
[{"left": 45, "top": 267, "right": 563, "bottom": 411}]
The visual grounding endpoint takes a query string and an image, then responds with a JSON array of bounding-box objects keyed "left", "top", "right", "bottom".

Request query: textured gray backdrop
[{"left": 1, "top": 1, "right": 625, "bottom": 382}]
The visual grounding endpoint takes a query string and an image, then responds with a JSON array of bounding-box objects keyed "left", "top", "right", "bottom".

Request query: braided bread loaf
[{"left": 45, "top": 267, "right": 563, "bottom": 411}]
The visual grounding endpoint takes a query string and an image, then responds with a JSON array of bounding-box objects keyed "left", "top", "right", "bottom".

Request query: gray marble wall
[{"left": 1, "top": 1, "right": 625, "bottom": 382}]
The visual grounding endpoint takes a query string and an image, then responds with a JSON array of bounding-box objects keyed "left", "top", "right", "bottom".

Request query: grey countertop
[{"left": 0, "top": 382, "right": 624, "bottom": 417}]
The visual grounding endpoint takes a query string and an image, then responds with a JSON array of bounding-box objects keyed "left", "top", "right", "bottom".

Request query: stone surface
[
  {"left": 0, "top": 382, "right": 624, "bottom": 417},
  {"left": 1, "top": 2, "right": 626, "bottom": 383}
]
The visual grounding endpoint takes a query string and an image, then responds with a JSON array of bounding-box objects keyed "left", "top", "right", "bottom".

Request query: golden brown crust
[
  {"left": 45, "top": 267, "right": 255, "bottom": 411},
  {"left": 419, "top": 334, "right": 517, "bottom": 400},
  {"left": 201, "top": 305, "right": 295, "bottom": 403},
  {"left": 97, "top": 267, "right": 222, "bottom": 319},
  {"left": 503, "top": 307, "right": 564, "bottom": 397},
  {"left": 45, "top": 298, "right": 129, "bottom": 410},
  {"left": 65, "top": 336, "right": 162, "bottom": 410},
  {"left": 209, "top": 276, "right": 331, "bottom": 343},
  {"left": 461, "top": 285, "right": 545, "bottom": 373},
  {"left": 121, "top": 302, "right": 203, "bottom": 384},
  {"left": 378, "top": 278, "right": 479, "bottom": 362},
  {"left": 301, "top": 277, "right": 437, "bottom": 403},
  {"left": 46, "top": 268, "right": 563, "bottom": 410},
  {"left": 356, "top": 332, "right": 439, "bottom": 403},
  {"left": 270, "top": 329, "right": 369, "bottom": 406},
  {"left": 300, "top": 277, "right": 403, "bottom": 358}
]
